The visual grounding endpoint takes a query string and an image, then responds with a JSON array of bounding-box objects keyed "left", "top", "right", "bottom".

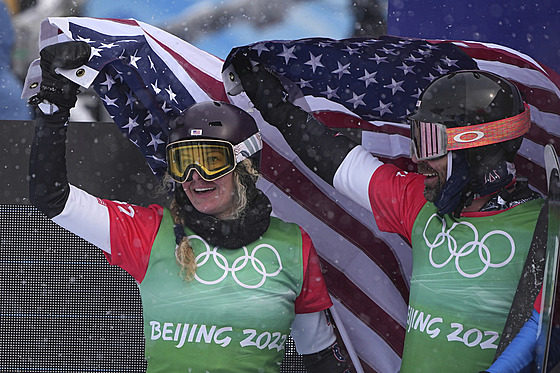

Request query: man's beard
[{"left": 424, "top": 181, "right": 443, "bottom": 202}]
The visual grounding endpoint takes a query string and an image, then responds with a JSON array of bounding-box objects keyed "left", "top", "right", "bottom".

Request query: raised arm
[
  {"left": 225, "top": 53, "right": 358, "bottom": 186},
  {"left": 28, "top": 41, "right": 114, "bottom": 252},
  {"left": 28, "top": 41, "right": 91, "bottom": 217}
]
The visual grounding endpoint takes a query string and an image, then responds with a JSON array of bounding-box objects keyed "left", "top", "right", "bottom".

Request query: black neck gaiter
[{"left": 174, "top": 186, "right": 272, "bottom": 249}]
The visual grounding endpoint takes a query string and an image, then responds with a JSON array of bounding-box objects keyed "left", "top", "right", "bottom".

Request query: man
[{"left": 226, "top": 59, "right": 542, "bottom": 372}]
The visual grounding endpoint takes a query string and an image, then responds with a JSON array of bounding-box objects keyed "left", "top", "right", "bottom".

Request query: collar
[{"left": 176, "top": 186, "right": 272, "bottom": 249}]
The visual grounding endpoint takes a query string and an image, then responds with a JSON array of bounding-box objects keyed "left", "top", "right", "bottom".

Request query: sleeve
[
  {"left": 332, "top": 145, "right": 427, "bottom": 242},
  {"left": 294, "top": 228, "right": 333, "bottom": 314},
  {"left": 332, "top": 145, "right": 384, "bottom": 210},
  {"left": 48, "top": 185, "right": 163, "bottom": 283},
  {"left": 368, "top": 163, "right": 428, "bottom": 241},
  {"left": 101, "top": 199, "right": 164, "bottom": 283},
  {"left": 29, "top": 111, "right": 71, "bottom": 218},
  {"left": 485, "top": 309, "right": 538, "bottom": 373},
  {"left": 52, "top": 185, "right": 112, "bottom": 251}
]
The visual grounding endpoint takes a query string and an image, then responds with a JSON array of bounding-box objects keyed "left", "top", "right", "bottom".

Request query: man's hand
[{"left": 227, "top": 51, "right": 288, "bottom": 121}]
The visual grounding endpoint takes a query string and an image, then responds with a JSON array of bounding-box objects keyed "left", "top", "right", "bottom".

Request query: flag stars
[
  {"left": 90, "top": 46, "right": 103, "bottom": 59},
  {"left": 118, "top": 49, "right": 127, "bottom": 62},
  {"left": 374, "top": 100, "right": 393, "bottom": 116},
  {"left": 252, "top": 43, "right": 270, "bottom": 56},
  {"left": 353, "top": 41, "right": 370, "bottom": 47},
  {"left": 147, "top": 154, "right": 166, "bottom": 164},
  {"left": 161, "top": 101, "right": 172, "bottom": 113},
  {"left": 411, "top": 88, "right": 423, "bottom": 99},
  {"left": 305, "top": 52, "right": 324, "bottom": 73},
  {"left": 129, "top": 50, "right": 142, "bottom": 68},
  {"left": 148, "top": 55, "right": 157, "bottom": 72},
  {"left": 278, "top": 45, "right": 297, "bottom": 64},
  {"left": 441, "top": 56, "right": 459, "bottom": 67},
  {"left": 151, "top": 79, "right": 161, "bottom": 94},
  {"left": 342, "top": 46, "right": 359, "bottom": 55},
  {"left": 384, "top": 78, "right": 405, "bottom": 95},
  {"left": 379, "top": 47, "right": 398, "bottom": 55},
  {"left": 100, "top": 42, "right": 117, "bottom": 49},
  {"left": 113, "top": 68, "right": 124, "bottom": 83},
  {"left": 416, "top": 49, "right": 432, "bottom": 56},
  {"left": 166, "top": 86, "right": 177, "bottom": 103},
  {"left": 358, "top": 69, "right": 378, "bottom": 88},
  {"left": 397, "top": 63, "right": 415, "bottom": 75},
  {"left": 101, "top": 95, "right": 118, "bottom": 107},
  {"left": 145, "top": 113, "right": 154, "bottom": 125},
  {"left": 76, "top": 36, "right": 93, "bottom": 44},
  {"left": 332, "top": 61, "right": 351, "bottom": 79},
  {"left": 100, "top": 73, "right": 116, "bottom": 91},
  {"left": 405, "top": 54, "right": 423, "bottom": 63},
  {"left": 423, "top": 73, "right": 439, "bottom": 82},
  {"left": 346, "top": 92, "right": 367, "bottom": 109},
  {"left": 125, "top": 91, "right": 136, "bottom": 109},
  {"left": 297, "top": 78, "right": 313, "bottom": 89},
  {"left": 321, "top": 85, "right": 340, "bottom": 99},
  {"left": 123, "top": 116, "right": 140, "bottom": 134},
  {"left": 148, "top": 132, "right": 165, "bottom": 150},
  {"left": 369, "top": 54, "right": 388, "bottom": 64},
  {"left": 433, "top": 64, "right": 449, "bottom": 75}
]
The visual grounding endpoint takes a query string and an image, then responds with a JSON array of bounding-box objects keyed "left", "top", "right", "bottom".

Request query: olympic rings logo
[
  {"left": 180, "top": 235, "right": 283, "bottom": 289},
  {"left": 423, "top": 214, "right": 515, "bottom": 278}
]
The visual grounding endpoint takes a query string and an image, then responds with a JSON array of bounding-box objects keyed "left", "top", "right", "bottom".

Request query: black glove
[
  {"left": 32, "top": 41, "right": 91, "bottom": 112},
  {"left": 228, "top": 51, "right": 290, "bottom": 125}
]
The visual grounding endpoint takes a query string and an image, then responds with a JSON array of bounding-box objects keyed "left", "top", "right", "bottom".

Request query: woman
[{"left": 28, "top": 41, "right": 350, "bottom": 373}]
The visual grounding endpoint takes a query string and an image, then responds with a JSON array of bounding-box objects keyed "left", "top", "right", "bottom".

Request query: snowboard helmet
[{"left": 166, "top": 101, "right": 262, "bottom": 183}]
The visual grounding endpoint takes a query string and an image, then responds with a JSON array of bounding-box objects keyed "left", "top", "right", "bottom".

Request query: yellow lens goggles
[{"left": 166, "top": 139, "right": 236, "bottom": 182}]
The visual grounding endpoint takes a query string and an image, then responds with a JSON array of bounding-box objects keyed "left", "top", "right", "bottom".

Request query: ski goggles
[
  {"left": 166, "top": 132, "right": 263, "bottom": 182},
  {"left": 410, "top": 103, "right": 531, "bottom": 161}
]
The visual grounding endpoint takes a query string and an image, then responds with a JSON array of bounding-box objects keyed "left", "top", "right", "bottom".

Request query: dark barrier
[
  {"left": 0, "top": 204, "right": 147, "bottom": 371},
  {"left": 0, "top": 120, "right": 167, "bottom": 206},
  {"left": 0, "top": 120, "right": 306, "bottom": 372}
]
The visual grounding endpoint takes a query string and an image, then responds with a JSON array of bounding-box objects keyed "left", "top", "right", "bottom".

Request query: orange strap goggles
[{"left": 410, "top": 103, "right": 531, "bottom": 160}]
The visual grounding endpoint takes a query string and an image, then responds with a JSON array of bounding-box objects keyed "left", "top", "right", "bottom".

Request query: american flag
[{"left": 22, "top": 17, "right": 560, "bottom": 373}]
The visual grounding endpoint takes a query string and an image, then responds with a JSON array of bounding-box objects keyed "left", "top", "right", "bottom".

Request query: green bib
[
  {"left": 139, "top": 209, "right": 304, "bottom": 372},
  {"left": 400, "top": 199, "right": 542, "bottom": 372}
]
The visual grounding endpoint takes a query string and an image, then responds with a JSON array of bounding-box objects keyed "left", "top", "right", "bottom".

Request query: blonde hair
[{"left": 168, "top": 159, "right": 259, "bottom": 280}]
